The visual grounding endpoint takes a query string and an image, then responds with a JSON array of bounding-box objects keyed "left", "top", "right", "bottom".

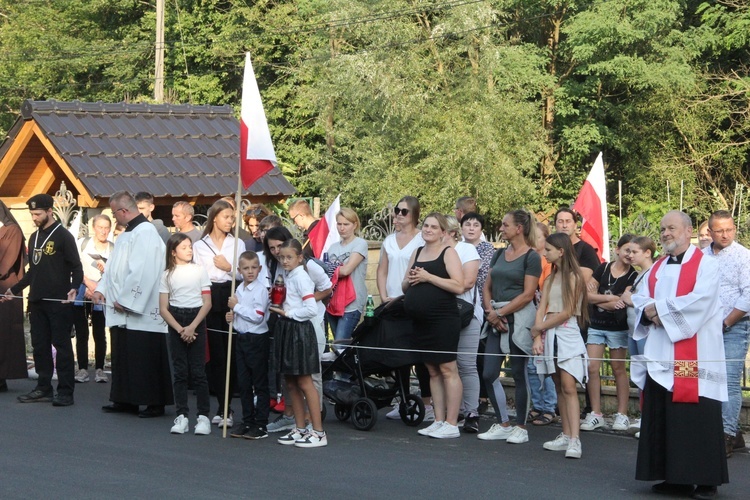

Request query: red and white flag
[
  {"left": 573, "top": 152, "right": 609, "bottom": 262},
  {"left": 240, "top": 52, "right": 276, "bottom": 190},
  {"left": 307, "top": 194, "right": 341, "bottom": 259}
]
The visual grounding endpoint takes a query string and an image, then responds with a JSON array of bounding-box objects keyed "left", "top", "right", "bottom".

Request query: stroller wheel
[
  {"left": 400, "top": 394, "right": 425, "bottom": 427},
  {"left": 351, "top": 398, "right": 378, "bottom": 431},
  {"left": 334, "top": 403, "right": 351, "bottom": 422}
]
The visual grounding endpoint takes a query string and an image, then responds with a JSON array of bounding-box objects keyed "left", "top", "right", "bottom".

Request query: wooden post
[{"left": 155, "top": 0, "right": 165, "bottom": 102}]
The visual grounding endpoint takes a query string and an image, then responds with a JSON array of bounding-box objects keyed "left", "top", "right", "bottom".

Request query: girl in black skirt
[{"left": 269, "top": 239, "right": 327, "bottom": 448}]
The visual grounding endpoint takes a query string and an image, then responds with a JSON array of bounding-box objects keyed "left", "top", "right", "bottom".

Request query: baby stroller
[{"left": 322, "top": 298, "right": 425, "bottom": 431}]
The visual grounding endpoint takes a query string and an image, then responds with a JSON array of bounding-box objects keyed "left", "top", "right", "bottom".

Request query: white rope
[{"left": 4, "top": 294, "right": 745, "bottom": 364}]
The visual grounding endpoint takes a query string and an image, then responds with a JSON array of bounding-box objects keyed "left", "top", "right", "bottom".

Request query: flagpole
[
  {"left": 618, "top": 180, "right": 622, "bottom": 238},
  {"left": 680, "top": 180, "right": 684, "bottom": 212},
  {"left": 221, "top": 174, "right": 242, "bottom": 438}
]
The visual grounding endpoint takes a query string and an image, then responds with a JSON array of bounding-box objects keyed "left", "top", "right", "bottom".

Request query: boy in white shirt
[{"left": 226, "top": 251, "right": 271, "bottom": 440}]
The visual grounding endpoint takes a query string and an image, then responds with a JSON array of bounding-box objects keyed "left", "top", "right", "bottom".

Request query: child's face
[
  {"left": 172, "top": 238, "right": 193, "bottom": 264},
  {"left": 238, "top": 258, "right": 261, "bottom": 284},
  {"left": 278, "top": 247, "right": 303, "bottom": 271}
]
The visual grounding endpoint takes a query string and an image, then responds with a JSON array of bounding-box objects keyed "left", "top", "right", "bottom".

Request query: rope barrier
[{"left": 4, "top": 294, "right": 742, "bottom": 365}]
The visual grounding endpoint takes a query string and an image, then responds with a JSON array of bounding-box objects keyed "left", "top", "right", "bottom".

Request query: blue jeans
[
  {"left": 527, "top": 357, "right": 557, "bottom": 414},
  {"left": 326, "top": 310, "right": 362, "bottom": 342},
  {"left": 722, "top": 318, "right": 750, "bottom": 435}
]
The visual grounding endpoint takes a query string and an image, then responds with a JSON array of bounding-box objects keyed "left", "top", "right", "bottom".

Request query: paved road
[{"left": 1, "top": 377, "right": 747, "bottom": 499}]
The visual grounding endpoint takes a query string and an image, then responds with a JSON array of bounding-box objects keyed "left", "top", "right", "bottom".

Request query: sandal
[
  {"left": 532, "top": 412, "right": 556, "bottom": 426},
  {"left": 527, "top": 408, "right": 542, "bottom": 422}
]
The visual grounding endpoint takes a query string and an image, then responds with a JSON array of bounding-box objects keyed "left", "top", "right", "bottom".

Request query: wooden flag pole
[{"left": 221, "top": 174, "right": 243, "bottom": 438}]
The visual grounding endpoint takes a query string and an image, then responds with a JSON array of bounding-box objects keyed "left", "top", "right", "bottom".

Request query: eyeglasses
[
  {"left": 246, "top": 208, "right": 264, "bottom": 217},
  {"left": 290, "top": 213, "right": 302, "bottom": 223},
  {"left": 394, "top": 207, "right": 410, "bottom": 217}
]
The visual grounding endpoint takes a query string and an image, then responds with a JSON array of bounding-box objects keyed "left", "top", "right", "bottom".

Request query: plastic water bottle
[{"left": 365, "top": 295, "right": 375, "bottom": 325}]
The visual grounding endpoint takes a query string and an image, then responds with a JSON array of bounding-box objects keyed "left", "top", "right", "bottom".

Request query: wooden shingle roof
[{"left": 0, "top": 99, "right": 295, "bottom": 207}]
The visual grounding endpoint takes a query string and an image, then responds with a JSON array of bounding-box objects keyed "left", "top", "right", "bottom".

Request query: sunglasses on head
[{"left": 394, "top": 207, "right": 409, "bottom": 217}]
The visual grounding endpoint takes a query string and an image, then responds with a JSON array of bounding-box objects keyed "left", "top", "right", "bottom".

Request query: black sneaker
[
  {"left": 477, "top": 400, "right": 489, "bottom": 415},
  {"left": 463, "top": 415, "right": 480, "bottom": 433},
  {"left": 230, "top": 425, "right": 252, "bottom": 438},
  {"left": 52, "top": 394, "right": 74, "bottom": 407},
  {"left": 17, "top": 389, "right": 53, "bottom": 403},
  {"left": 243, "top": 427, "right": 268, "bottom": 440}
]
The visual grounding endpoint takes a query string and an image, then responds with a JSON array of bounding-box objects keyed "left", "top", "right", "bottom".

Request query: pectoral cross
[{"left": 131, "top": 286, "right": 143, "bottom": 299}]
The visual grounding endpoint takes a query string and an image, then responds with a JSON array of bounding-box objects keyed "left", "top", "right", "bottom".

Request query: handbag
[
  {"left": 457, "top": 298, "right": 474, "bottom": 328},
  {"left": 456, "top": 285, "right": 477, "bottom": 329}
]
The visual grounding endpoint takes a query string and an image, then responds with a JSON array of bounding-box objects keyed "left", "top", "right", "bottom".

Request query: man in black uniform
[{"left": 3, "top": 194, "right": 82, "bottom": 406}]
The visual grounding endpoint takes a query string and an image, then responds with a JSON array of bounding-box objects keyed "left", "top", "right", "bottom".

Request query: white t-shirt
[
  {"left": 160, "top": 263, "right": 211, "bottom": 308},
  {"left": 382, "top": 231, "right": 425, "bottom": 298},
  {"left": 454, "top": 241, "right": 482, "bottom": 320}
]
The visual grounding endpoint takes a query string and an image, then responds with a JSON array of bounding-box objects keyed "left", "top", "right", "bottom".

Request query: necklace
[{"left": 33, "top": 223, "right": 60, "bottom": 265}]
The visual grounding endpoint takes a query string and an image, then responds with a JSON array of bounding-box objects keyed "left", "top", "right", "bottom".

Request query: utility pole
[{"left": 154, "top": 0, "right": 165, "bottom": 102}]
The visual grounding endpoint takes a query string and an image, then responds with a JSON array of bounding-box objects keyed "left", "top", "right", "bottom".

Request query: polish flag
[
  {"left": 573, "top": 152, "right": 610, "bottom": 262},
  {"left": 307, "top": 194, "right": 341, "bottom": 259},
  {"left": 240, "top": 52, "right": 276, "bottom": 190}
]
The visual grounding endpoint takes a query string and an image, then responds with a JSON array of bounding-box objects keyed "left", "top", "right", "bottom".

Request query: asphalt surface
[{"left": 1, "top": 376, "right": 748, "bottom": 499}]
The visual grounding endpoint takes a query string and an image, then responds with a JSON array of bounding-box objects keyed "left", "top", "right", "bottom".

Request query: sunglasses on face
[{"left": 394, "top": 207, "right": 409, "bottom": 217}]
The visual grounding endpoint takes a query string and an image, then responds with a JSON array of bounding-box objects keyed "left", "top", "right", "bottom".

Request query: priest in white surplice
[
  {"left": 93, "top": 191, "right": 173, "bottom": 418},
  {"left": 631, "top": 211, "right": 728, "bottom": 498}
]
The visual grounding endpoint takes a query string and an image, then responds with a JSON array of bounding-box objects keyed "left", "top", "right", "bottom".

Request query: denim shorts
[{"left": 586, "top": 327, "right": 628, "bottom": 350}]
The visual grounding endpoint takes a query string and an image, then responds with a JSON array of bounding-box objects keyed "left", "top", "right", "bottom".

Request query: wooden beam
[
  {"left": 0, "top": 121, "right": 37, "bottom": 187},
  {"left": 30, "top": 123, "right": 97, "bottom": 207},
  {"left": 27, "top": 160, "right": 56, "bottom": 196}
]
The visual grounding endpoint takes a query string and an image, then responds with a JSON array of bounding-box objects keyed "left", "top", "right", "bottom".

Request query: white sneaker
[
  {"left": 94, "top": 369, "right": 108, "bottom": 383},
  {"left": 430, "top": 423, "right": 460, "bottom": 439},
  {"left": 565, "top": 437, "right": 582, "bottom": 458},
  {"left": 194, "top": 415, "right": 211, "bottom": 435},
  {"left": 278, "top": 428, "right": 308, "bottom": 445},
  {"left": 295, "top": 430, "right": 328, "bottom": 448},
  {"left": 612, "top": 413, "right": 630, "bottom": 431},
  {"left": 628, "top": 418, "right": 641, "bottom": 434},
  {"left": 634, "top": 431, "right": 640, "bottom": 439},
  {"left": 543, "top": 433, "right": 570, "bottom": 451},
  {"left": 477, "top": 423, "right": 515, "bottom": 441},
  {"left": 74, "top": 369, "right": 89, "bottom": 383},
  {"left": 423, "top": 405, "right": 435, "bottom": 422},
  {"left": 171, "top": 415, "right": 189, "bottom": 434},
  {"left": 580, "top": 412, "right": 605, "bottom": 431},
  {"left": 506, "top": 426, "right": 529, "bottom": 444},
  {"left": 385, "top": 403, "right": 401, "bottom": 420},
  {"left": 212, "top": 411, "right": 234, "bottom": 427},
  {"left": 417, "top": 421, "right": 444, "bottom": 436}
]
